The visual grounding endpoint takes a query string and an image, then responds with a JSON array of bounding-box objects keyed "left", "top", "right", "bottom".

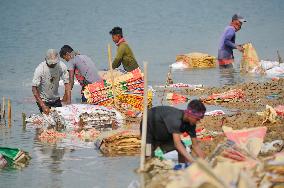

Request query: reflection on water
[{"left": 219, "top": 66, "right": 238, "bottom": 86}]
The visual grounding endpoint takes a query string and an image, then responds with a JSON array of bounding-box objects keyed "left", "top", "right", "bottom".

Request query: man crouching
[{"left": 140, "top": 99, "right": 206, "bottom": 163}]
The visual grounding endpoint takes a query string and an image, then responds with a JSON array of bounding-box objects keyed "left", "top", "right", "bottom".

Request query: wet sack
[{"left": 240, "top": 43, "right": 262, "bottom": 73}]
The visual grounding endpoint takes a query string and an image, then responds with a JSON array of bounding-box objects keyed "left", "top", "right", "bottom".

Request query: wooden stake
[
  {"left": 140, "top": 62, "right": 148, "bottom": 171},
  {"left": 22, "top": 113, "right": 26, "bottom": 129},
  {"left": 108, "top": 44, "right": 116, "bottom": 106},
  {"left": 277, "top": 50, "right": 283, "bottom": 64},
  {"left": 2, "top": 97, "right": 5, "bottom": 120},
  {"left": 8, "top": 98, "right": 11, "bottom": 127}
]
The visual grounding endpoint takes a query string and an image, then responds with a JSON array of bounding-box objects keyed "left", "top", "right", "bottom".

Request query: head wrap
[{"left": 184, "top": 107, "right": 205, "bottom": 119}]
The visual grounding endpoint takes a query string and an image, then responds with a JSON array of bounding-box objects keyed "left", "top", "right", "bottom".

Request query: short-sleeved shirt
[
  {"left": 146, "top": 106, "right": 196, "bottom": 143},
  {"left": 32, "top": 61, "right": 69, "bottom": 103},
  {"left": 67, "top": 55, "right": 101, "bottom": 86},
  {"left": 218, "top": 26, "right": 237, "bottom": 60}
]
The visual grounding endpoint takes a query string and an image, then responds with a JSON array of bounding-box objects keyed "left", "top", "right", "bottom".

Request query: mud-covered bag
[{"left": 240, "top": 43, "right": 261, "bottom": 73}]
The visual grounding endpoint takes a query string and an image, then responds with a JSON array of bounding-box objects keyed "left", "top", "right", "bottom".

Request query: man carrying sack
[{"left": 218, "top": 14, "right": 247, "bottom": 68}]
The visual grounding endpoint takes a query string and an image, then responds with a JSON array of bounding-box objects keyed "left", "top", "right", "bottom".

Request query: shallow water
[{"left": 0, "top": 0, "right": 283, "bottom": 187}]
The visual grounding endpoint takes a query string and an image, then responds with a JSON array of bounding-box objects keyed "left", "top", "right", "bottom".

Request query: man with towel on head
[
  {"left": 141, "top": 99, "right": 206, "bottom": 163},
  {"left": 32, "top": 49, "right": 71, "bottom": 115}
]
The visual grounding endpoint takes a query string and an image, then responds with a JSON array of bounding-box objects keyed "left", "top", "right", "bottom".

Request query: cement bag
[
  {"left": 240, "top": 43, "right": 261, "bottom": 73},
  {"left": 266, "top": 66, "right": 284, "bottom": 76},
  {"left": 260, "top": 60, "right": 279, "bottom": 70},
  {"left": 222, "top": 126, "right": 267, "bottom": 158}
]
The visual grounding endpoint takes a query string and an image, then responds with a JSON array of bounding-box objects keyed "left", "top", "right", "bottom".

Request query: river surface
[{"left": 0, "top": 0, "right": 283, "bottom": 187}]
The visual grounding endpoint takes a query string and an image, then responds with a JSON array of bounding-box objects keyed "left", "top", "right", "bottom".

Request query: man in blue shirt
[{"left": 218, "top": 14, "right": 246, "bottom": 68}]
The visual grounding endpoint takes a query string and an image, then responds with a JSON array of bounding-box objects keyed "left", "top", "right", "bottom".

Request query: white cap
[{"left": 46, "top": 49, "right": 60, "bottom": 65}]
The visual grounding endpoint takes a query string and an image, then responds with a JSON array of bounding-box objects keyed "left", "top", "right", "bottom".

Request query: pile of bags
[
  {"left": 83, "top": 68, "right": 152, "bottom": 118},
  {"left": 175, "top": 52, "right": 216, "bottom": 68},
  {"left": 0, "top": 147, "right": 31, "bottom": 169},
  {"left": 201, "top": 89, "right": 245, "bottom": 104},
  {"left": 240, "top": 43, "right": 284, "bottom": 76},
  {"left": 95, "top": 130, "right": 141, "bottom": 156},
  {"left": 26, "top": 104, "right": 124, "bottom": 146},
  {"left": 262, "top": 152, "right": 284, "bottom": 186},
  {"left": 27, "top": 104, "right": 124, "bottom": 130},
  {"left": 262, "top": 60, "right": 284, "bottom": 76},
  {"left": 166, "top": 93, "right": 188, "bottom": 104},
  {"left": 145, "top": 126, "right": 272, "bottom": 188}
]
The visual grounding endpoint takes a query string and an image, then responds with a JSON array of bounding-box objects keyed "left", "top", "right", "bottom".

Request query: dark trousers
[
  {"left": 140, "top": 120, "right": 176, "bottom": 156},
  {"left": 36, "top": 98, "right": 62, "bottom": 113},
  {"left": 81, "top": 86, "right": 87, "bottom": 103}
]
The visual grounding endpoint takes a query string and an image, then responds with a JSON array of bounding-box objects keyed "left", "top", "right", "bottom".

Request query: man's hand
[
  {"left": 62, "top": 83, "right": 71, "bottom": 105},
  {"left": 237, "top": 45, "right": 244, "bottom": 53},
  {"left": 173, "top": 133, "right": 194, "bottom": 163},
  {"left": 42, "top": 105, "right": 50, "bottom": 115},
  {"left": 191, "top": 138, "right": 206, "bottom": 159}
]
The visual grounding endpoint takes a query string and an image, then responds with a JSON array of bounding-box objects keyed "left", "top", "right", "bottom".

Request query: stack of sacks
[
  {"left": 83, "top": 68, "right": 153, "bottom": 117},
  {"left": 162, "top": 126, "right": 267, "bottom": 188},
  {"left": 0, "top": 147, "right": 31, "bottom": 169},
  {"left": 176, "top": 52, "right": 216, "bottom": 68},
  {"left": 166, "top": 93, "right": 188, "bottom": 104},
  {"left": 53, "top": 104, "right": 124, "bottom": 130},
  {"left": 201, "top": 89, "right": 245, "bottom": 104},
  {"left": 260, "top": 60, "right": 284, "bottom": 76},
  {"left": 262, "top": 152, "right": 284, "bottom": 187},
  {"left": 26, "top": 104, "right": 124, "bottom": 131},
  {"left": 95, "top": 130, "right": 141, "bottom": 156},
  {"left": 79, "top": 110, "right": 116, "bottom": 131}
]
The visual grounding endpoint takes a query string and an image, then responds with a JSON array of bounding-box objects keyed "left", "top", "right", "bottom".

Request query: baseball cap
[
  {"left": 232, "top": 14, "right": 246, "bottom": 23},
  {"left": 109, "top": 27, "right": 123, "bottom": 35},
  {"left": 45, "top": 49, "right": 60, "bottom": 65}
]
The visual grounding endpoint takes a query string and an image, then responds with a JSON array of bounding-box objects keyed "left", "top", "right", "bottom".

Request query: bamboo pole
[
  {"left": 108, "top": 44, "right": 116, "bottom": 106},
  {"left": 8, "top": 98, "right": 11, "bottom": 127},
  {"left": 2, "top": 97, "right": 5, "bottom": 121},
  {"left": 140, "top": 62, "right": 148, "bottom": 171}
]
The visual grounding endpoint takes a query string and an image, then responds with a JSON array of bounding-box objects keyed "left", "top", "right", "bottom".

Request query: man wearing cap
[
  {"left": 109, "top": 27, "right": 139, "bottom": 72},
  {"left": 141, "top": 99, "right": 206, "bottom": 163},
  {"left": 59, "top": 45, "right": 102, "bottom": 102},
  {"left": 32, "top": 49, "right": 71, "bottom": 115},
  {"left": 218, "top": 14, "right": 247, "bottom": 68}
]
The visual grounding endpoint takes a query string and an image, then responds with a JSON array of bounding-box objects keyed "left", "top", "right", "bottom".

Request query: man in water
[
  {"left": 109, "top": 27, "right": 139, "bottom": 72},
  {"left": 218, "top": 14, "right": 246, "bottom": 68},
  {"left": 141, "top": 99, "right": 206, "bottom": 163},
  {"left": 32, "top": 49, "right": 71, "bottom": 114},
  {"left": 59, "top": 45, "right": 102, "bottom": 102}
]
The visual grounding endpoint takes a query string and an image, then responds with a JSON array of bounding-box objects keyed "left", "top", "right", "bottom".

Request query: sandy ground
[
  {"left": 198, "top": 111, "right": 284, "bottom": 157},
  {"left": 142, "top": 78, "right": 284, "bottom": 188}
]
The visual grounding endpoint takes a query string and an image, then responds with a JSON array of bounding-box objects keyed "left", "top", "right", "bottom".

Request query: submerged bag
[{"left": 240, "top": 43, "right": 261, "bottom": 72}]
